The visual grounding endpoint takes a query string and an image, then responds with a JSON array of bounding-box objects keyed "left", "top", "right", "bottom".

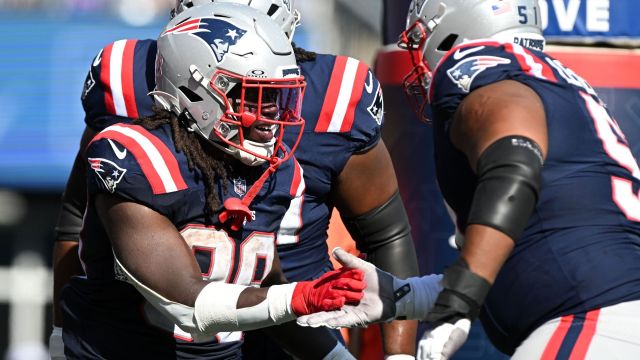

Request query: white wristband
[
  {"left": 194, "top": 282, "right": 297, "bottom": 333},
  {"left": 384, "top": 355, "right": 416, "bottom": 360},
  {"left": 49, "top": 326, "right": 66, "bottom": 360}
]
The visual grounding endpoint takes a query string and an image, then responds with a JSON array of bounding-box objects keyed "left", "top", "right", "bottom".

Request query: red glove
[{"left": 291, "top": 267, "right": 366, "bottom": 316}]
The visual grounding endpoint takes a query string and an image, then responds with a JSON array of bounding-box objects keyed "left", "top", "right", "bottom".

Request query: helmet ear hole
[
  {"left": 179, "top": 86, "right": 203, "bottom": 102},
  {"left": 437, "top": 34, "right": 458, "bottom": 51}
]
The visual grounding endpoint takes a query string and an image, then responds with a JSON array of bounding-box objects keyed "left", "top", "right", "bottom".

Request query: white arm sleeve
[
  {"left": 114, "top": 256, "right": 297, "bottom": 336},
  {"left": 194, "top": 281, "right": 297, "bottom": 332},
  {"left": 393, "top": 274, "right": 443, "bottom": 320}
]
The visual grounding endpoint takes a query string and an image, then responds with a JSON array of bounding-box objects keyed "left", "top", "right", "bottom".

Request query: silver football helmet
[
  {"left": 399, "top": 0, "right": 545, "bottom": 121},
  {"left": 173, "top": 0, "right": 300, "bottom": 39},
  {"left": 155, "top": 3, "right": 306, "bottom": 166}
]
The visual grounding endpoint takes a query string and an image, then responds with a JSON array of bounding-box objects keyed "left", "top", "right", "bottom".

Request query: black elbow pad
[
  {"left": 467, "top": 136, "right": 543, "bottom": 242},
  {"left": 54, "top": 152, "right": 87, "bottom": 242},
  {"left": 341, "top": 191, "right": 419, "bottom": 278},
  {"left": 54, "top": 193, "right": 84, "bottom": 242}
]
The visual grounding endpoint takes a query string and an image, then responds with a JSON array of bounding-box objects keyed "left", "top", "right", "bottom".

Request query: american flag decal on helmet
[{"left": 162, "top": 17, "right": 247, "bottom": 63}]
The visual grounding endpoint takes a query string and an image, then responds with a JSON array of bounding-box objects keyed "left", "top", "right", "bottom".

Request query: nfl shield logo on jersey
[
  {"left": 88, "top": 158, "right": 127, "bottom": 193},
  {"left": 233, "top": 177, "right": 247, "bottom": 196}
]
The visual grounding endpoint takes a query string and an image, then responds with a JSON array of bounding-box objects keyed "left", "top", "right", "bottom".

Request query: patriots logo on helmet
[
  {"left": 162, "top": 17, "right": 247, "bottom": 63},
  {"left": 447, "top": 56, "right": 511, "bottom": 92},
  {"left": 88, "top": 157, "right": 127, "bottom": 193}
]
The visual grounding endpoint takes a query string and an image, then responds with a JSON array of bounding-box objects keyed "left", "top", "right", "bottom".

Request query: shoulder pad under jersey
[
  {"left": 86, "top": 123, "right": 188, "bottom": 212},
  {"left": 430, "top": 40, "right": 558, "bottom": 117}
]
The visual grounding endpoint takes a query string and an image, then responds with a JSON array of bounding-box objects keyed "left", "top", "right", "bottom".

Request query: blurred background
[{"left": 0, "top": 0, "right": 639, "bottom": 359}]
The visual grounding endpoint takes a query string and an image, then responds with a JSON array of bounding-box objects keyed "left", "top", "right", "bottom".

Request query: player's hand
[
  {"left": 297, "top": 247, "right": 397, "bottom": 327},
  {"left": 417, "top": 319, "right": 471, "bottom": 360},
  {"left": 49, "top": 326, "right": 66, "bottom": 360},
  {"left": 416, "top": 258, "right": 491, "bottom": 360},
  {"left": 291, "top": 266, "right": 366, "bottom": 316},
  {"left": 297, "top": 248, "right": 443, "bottom": 328}
]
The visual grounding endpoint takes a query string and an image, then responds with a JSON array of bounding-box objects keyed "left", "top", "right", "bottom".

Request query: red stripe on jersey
[
  {"left": 535, "top": 57, "right": 556, "bottom": 81},
  {"left": 315, "top": 56, "right": 348, "bottom": 132},
  {"left": 290, "top": 159, "right": 302, "bottom": 197},
  {"left": 118, "top": 124, "right": 187, "bottom": 191},
  {"left": 90, "top": 125, "right": 187, "bottom": 194},
  {"left": 504, "top": 43, "right": 557, "bottom": 82},
  {"left": 173, "top": 333, "right": 193, "bottom": 342},
  {"left": 340, "top": 61, "right": 370, "bottom": 132},
  {"left": 568, "top": 309, "right": 600, "bottom": 360},
  {"left": 121, "top": 40, "right": 139, "bottom": 119},
  {"left": 540, "top": 314, "right": 574, "bottom": 360},
  {"left": 504, "top": 43, "right": 532, "bottom": 73},
  {"left": 100, "top": 43, "right": 116, "bottom": 115}
]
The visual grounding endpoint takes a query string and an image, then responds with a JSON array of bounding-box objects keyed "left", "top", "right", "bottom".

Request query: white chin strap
[{"left": 232, "top": 138, "right": 276, "bottom": 166}]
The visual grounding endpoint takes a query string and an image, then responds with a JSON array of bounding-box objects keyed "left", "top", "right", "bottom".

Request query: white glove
[
  {"left": 416, "top": 319, "right": 471, "bottom": 360},
  {"left": 297, "top": 248, "right": 442, "bottom": 328},
  {"left": 49, "top": 326, "right": 66, "bottom": 360}
]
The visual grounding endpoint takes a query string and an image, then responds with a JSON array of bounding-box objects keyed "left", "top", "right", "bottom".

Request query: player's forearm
[
  {"left": 52, "top": 240, "right": 84, "bottom": 326},
  {"left": 115, "top": 256, "right": 298, "bottom": 335},
  {"left": 422, "top": 225, "right": 510, "bottom": 326},
  {"left": 381, "top": 320, "right": 418, "bottom": 357},
  {"left": 460, "top": 224, "right": 514, "bottom": 284}
]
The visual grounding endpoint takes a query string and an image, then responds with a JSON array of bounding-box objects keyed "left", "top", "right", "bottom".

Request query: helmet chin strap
[
  {"left": 218, "top": 158, "right": 281, "bottom": 231},
  {"left": 149, "top": 90, "right": 179, "bottom": 112},
  {"left": 233, "top": 138, "right": 276, "bottom": 166},
  {"left": 210, "top": 136, "right": 276, "bottom": 166},
  {"left": 214, "top": 135, "right": 280, "bottom": 231}
]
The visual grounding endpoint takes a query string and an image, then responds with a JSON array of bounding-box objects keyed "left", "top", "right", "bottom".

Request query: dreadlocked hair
[
  {"left": 292, "top": 42, "right": 317, "bottom": 63},
  {"left": 134, "top": 106, "right": 229, "bottom": 219}
]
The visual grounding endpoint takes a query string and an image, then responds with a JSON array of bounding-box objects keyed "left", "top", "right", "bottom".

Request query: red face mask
[
  {"left": 209, "top": 69, "right": 306, "bottom": 166},
  {"left": 398, "top": 19, "right": 432, "bottom": 123}
]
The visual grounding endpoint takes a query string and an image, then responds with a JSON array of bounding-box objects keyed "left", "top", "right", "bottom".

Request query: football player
[
  {"left": 297, "top": 0, "right": 640, "bottom": 359},
  {"left": 51, "top": 0, "right": 421, "bottom": 359},
  {"left": 58, "top": 4, "right": 367, "bottom": 359}
]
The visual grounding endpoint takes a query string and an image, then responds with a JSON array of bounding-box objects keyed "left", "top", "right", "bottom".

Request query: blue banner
[{"left": 542, "top": 0, "right": 640, "bottom": 43}]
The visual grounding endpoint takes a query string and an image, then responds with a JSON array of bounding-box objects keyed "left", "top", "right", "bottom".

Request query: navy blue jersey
[
  {"left": 279, "top": 54, "right": 384, "bottom": 281},
  {"left": 81, "top": 39, "right": 157, "bottom": 131},
  {"left": 430, "top": 40, "right": 640, "bottom": 354},
  {"left": 81, "top": 41, "right": 384, "bottom": 282},
  {"left": 62, "top": 122, "right": 304, "bottom": 359}
]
